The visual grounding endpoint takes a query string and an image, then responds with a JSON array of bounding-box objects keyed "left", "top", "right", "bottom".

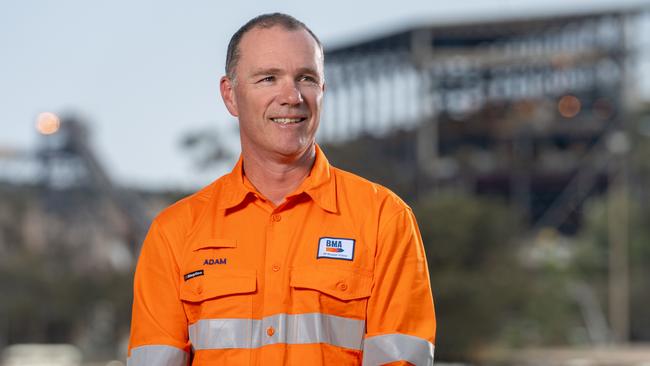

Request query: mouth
[{"left": 270, "top": 117, "right": 307, "bottom": 125}]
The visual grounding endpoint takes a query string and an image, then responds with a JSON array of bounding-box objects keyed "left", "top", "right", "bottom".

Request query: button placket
[{"left": 264, "top": 210, "right": 287, "bottom": 316}]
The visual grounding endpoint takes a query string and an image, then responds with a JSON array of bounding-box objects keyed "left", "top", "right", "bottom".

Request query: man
[{"left": 128, "top": 13, "right": 435, "bottom": 366}]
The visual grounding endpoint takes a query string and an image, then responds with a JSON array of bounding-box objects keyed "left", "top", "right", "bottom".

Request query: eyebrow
[
  {"left": 250, "top": 68, "right": 282, "bottom": 78},
  {"left": 296, "top": 67, "right": 321, "bottom": 79},
  {"left": 249, "top": 67, "right": 322, "bottom": 80}
]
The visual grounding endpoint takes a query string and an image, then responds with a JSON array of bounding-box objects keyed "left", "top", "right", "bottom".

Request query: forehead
[{"left": 236, "top": 26, "right": 323, "bottom": 73}]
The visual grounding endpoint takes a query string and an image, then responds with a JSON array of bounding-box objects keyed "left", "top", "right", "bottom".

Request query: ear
[{"left": 220, "top": 76, "right": 239, "bottom": 117}]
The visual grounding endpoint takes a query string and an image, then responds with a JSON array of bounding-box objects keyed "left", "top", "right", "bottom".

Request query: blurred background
[{"left": 2, "top": 0, "right": 650, "bottom": 365}]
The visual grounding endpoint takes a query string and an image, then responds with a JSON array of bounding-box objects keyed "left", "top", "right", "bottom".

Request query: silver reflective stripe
[
  {"left": 189, "top": 313, "right": 365, "bottom": 351},
  {"left": 127, "top": 345, "right": 188, "bottom": 366},
  {"left": 362, "top": 333, "right": 434, "bottom": 366}
]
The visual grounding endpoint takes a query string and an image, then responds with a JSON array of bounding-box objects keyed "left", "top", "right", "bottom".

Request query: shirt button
[
  {"left": 266, "top": 326, "right": 275, "bottom": 337},
  {"left": 272, "top": 264, "right": 281, "bottom": 272},
  {"left": 271, "top": 214, "right": 281, "bottom": 222},
  {"left": 338, "top": 282, "right": 348, "bottom": 291}
]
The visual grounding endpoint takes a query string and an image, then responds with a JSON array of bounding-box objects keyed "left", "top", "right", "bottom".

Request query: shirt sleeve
[
  {"left": 127, "top": 219, "right": 190, "bottom": 366},
  {"left": 363, "top": 207, "right": 436, "bottom": 366}
]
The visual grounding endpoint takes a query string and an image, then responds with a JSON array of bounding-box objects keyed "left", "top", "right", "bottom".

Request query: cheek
[
  {"left": 258, "top": 92, "right": 278, "bottom": 113},
  {"left": 303, "top": 89, "right": 323, "bottom": 109},
  {"left": 237, "top": 95, "right": 268, "bottom": 119}
]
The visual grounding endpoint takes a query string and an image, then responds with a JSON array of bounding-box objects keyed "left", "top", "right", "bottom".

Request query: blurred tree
[
  {"left": 414, "top": 192, "right": 523, "bottom": 361},
  {"left": 415, "top": 192, "right": 588, "bottom": 362},
  {"left": 573, "top": 106, "right": 650, "bottom": 342},
  {"left": 180, "top": 126, "right": 235, "bottom": 170},
  {"left": 575, "top": 189, "right": 650, "bottom": 341},
  {"left": 0, "top": 232, "right": 132, "bottom": 359}
]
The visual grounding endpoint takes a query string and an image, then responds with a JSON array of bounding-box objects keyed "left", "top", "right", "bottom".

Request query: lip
[
  {"left": 269, "top": 113, "right": 307, "bottom": 117},
  {"left": 268, "top": 116, "right": 309, "bottom": 125}
]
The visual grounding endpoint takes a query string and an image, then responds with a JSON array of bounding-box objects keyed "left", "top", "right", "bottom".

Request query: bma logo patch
[
  {"left": 204, "top": 258, "right": 227, "bottom": 265},
  {"left": 317, "top": 237, "right": 355, "bottom": 261}
]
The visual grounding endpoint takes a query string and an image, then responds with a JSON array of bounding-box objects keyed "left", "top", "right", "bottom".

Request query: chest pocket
[
  {"left": 290, "top": 266, "right": 372, "bottom": 319},
  {"left": 180, "top": 238, "right": 257, "bottom": 322}
]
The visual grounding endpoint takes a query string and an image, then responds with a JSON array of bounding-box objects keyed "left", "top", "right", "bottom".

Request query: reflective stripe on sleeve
[
  {"left": 189, "top": 312, "right": 365, "bottom": 351},
  {"left": 127, "top": 345, "right": 188, "bottom": 366},
  {"left": 362, "top": 333, "right": 434, "bottom": 366}
]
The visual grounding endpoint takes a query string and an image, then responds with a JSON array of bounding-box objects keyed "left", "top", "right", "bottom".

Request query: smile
[{"left": 271, "top": 117, "right": 306, "bottom": 125}]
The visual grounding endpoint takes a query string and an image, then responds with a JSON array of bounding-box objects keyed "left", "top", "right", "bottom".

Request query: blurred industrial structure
[
  {"left": 322, "top": 7, "right": 640, "bottom": 233},
  {"left": 37, "top": 116, "right": 151, "bottom": 254},
  {"left": 0, "top": 115, "right": 164, "bottom": 274}
]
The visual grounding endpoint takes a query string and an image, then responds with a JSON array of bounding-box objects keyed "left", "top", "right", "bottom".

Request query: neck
[{"left": 242, "top": 144, "right": 316, "bottom": 207}]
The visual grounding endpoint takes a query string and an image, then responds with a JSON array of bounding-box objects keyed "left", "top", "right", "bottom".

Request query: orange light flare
[
  {"left": 36, "top": 112, "right": 61, "bottom": 135},
  {"left": 558, "top": 95, "right": 581, "bottom": 118}
]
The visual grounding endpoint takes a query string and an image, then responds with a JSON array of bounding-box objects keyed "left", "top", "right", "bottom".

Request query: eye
[
  {"left": 299, "top": 75, "right": 319, "bottom": 84},
  {"left": 257, "top": 76, "right": 275, "bottom": 83}
]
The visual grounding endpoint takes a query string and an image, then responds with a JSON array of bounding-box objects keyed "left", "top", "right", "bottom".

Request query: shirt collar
[
  {"left": 289, "top": 144, "right": 337, "bottom": 213},
  {"left": 217, "top": 155, "right": 252, "bottom": 210},
  {"left": 217, "top": 144, "right": 338, "bottom": 213}
]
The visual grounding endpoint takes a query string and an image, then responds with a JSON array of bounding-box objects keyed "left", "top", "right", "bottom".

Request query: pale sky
[{"left": 2, "top": 0, "right": 649, "bottom": 190}]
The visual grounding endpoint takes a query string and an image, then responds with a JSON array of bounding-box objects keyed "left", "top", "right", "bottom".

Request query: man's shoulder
[
  {"left": 153, "top": 175, "right": 226, "bottom": 229},
  {"left": 331, "top": 165, "right": 410, "bottom": 214}
]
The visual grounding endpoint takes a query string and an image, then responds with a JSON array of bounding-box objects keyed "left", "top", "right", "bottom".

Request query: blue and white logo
[{"left": 317, "top": 237, "right": 355, "bottom": 261}]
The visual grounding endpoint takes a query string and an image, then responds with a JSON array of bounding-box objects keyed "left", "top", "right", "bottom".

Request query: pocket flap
[
  {"left": 290, "top": 267, "right": 372, "bottom": 301},
  {"left": 180, "top": 268, "right": 256, "bottom": 302},
  {"left": 191, "top": 238, "right": 237, "bottom": 251}
]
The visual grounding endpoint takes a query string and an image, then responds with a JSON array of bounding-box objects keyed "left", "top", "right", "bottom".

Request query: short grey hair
[{"left": 225, "top": 13, "right": 323, "bottom": 82}]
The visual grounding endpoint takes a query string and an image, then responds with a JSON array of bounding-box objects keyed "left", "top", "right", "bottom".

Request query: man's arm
[
  {"left": 363, "top": 207, "right": 436, "bottom": 366},
  {"left": 128, "top": 219, "right": 190, "bottom": 366}
]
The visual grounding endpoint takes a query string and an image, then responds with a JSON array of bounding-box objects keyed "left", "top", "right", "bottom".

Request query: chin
[{"left": 273, "top": 140, "right": 314, "bottom": 157}]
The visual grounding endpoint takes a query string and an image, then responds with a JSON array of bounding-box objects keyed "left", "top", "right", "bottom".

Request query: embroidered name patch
[
  {"left": 184, "top": 270, "right": 204, "bottom": 281},
  {"left": 317, "top": 237, "right": 355, "bottom": 261},
  {"left": 204, "top": 258, "right": 227, "bottom": 265}
]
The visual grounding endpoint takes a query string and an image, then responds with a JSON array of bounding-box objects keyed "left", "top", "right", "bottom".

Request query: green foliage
[
  {"left": 573, "top": 112, "right": 650, "bottom": 341},
  {"left": 414, "top": 193, "right": 526, "bottom": 360},
  {"left": 0, "top": 247, "right": 133, "bottom": 348},
  {"left": 414, "top": 192, "right": 584, "bottom": 362},
  {"left": 575, "top": 195, "right": 650, "bottom": 341},
  {"left": 415, "top": 193, "right": 518, "bottom": 271}
]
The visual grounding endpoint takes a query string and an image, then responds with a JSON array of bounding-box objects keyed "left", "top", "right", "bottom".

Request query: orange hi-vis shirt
[{"left": 128, "top": 145, "right": 436, "bottom": 366}]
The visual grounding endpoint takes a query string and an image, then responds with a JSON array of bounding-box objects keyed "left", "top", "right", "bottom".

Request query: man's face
[{"left": 220, "top": 26, "right": 325, "bottom": 160}]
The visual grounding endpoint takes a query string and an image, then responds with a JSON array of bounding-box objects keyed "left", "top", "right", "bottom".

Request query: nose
[{"left": 278, "top": 81, "right": 303, "bottom": 105}]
